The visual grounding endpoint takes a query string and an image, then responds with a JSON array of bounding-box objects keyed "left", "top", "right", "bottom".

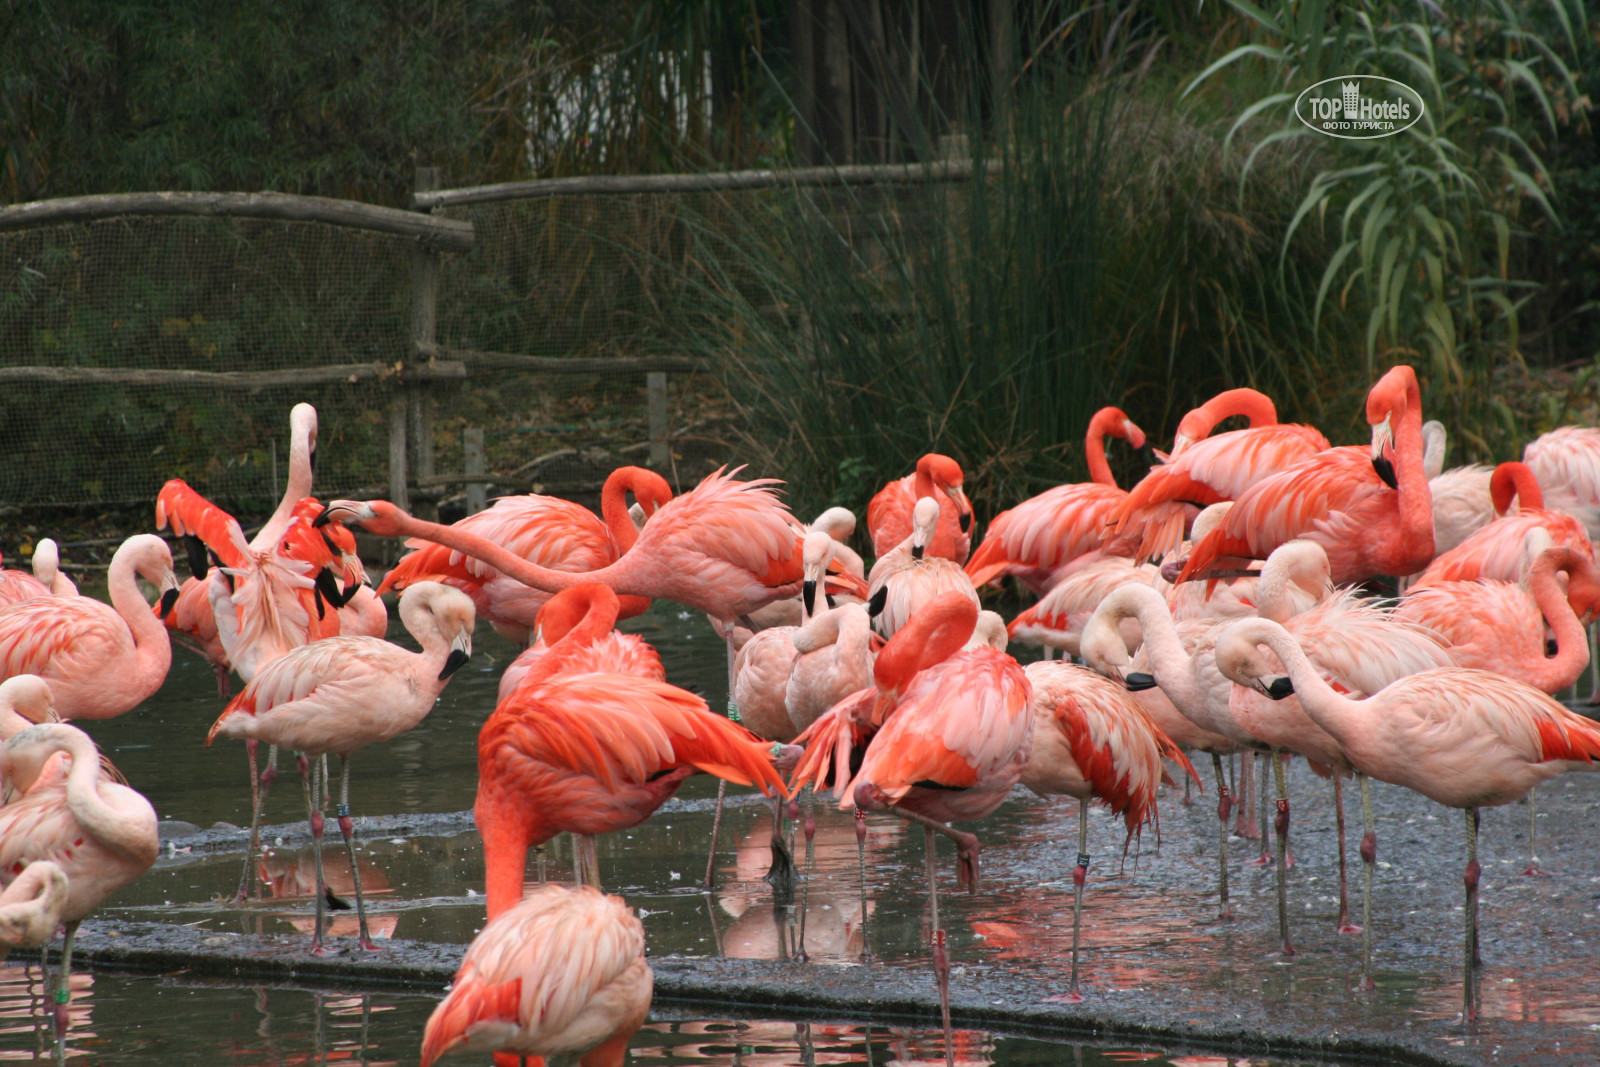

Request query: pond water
[{"left": 0, "top": 966, "right": 1329, "bottom": 1066}]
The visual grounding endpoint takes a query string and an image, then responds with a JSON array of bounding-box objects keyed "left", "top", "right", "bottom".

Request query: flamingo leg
[
  {"left": 702, "top": 628, "right": 738, "bottom": 889},
  {"left": 1182, "top": 766, "right": 1194, "bottom": 806},
  {"left": 259, "top": 744, "right": 280, "bottom": 816},
  {"left": 1248, "top": 752, "right": 1272, "bottom": 866},
  {"left": 1236, "top": 752, "right": 1259, "bottom": 841},
  {"left": 1211, "top": 753, "right": 1232, "bottom": 919},
  {"left": 533, "top": 844, "right": 547, "bottom": 884},
  {"left": 855, "top": 809, "right": 873, "bottom": 963},
  {"left": 1464, "top": 806, "right": 1482, "bottom": 1021},
  {"left": 52, "top": 919, "right": 79, "bottom": 1039},
  {"left": 1068, "top": 796, "right": 1090, "bottom": 1001},
  {"left": 336, "top": 755, "right": 378, "bottom": 951},
  {"left": 577, "top": 833, "right": 603, "bottom": 889},
  {"left": 300, "top": 753, "right": 328, "bottom": 955},
  {"left": 796, "top": 794, "right": 815, "bottom": 962},
  {"left": 1333, "top": 773, "right": 1360, "bottom": 934},
  {"left": 923, "top": 826, "right": 955, "bottom": 1067},
  {"left": 1272, "top": 752, "right": 1293, "bottom": 956},
  {"left": 1523, "top": 788, "right": 1549, "bottom": 876},
  {"left": 893, "top": 806, "right": 982, "bottom": 892},
  {"left": 235, "top": 738, "right": 263, "bottom": 904},
  {"left": 1358, "top": 772, "right": 1376, "bottom": 989}
]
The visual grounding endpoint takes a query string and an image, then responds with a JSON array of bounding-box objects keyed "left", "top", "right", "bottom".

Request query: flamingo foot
[
  {"left": 1247, "top": 849, "right": 1272, "bottom": 868},
  {"left": 1044, "top": 990, "right": 1085, "bottom": 1004},
  {"left": 1339, "top": 920, "right": 1364, "bottom": 935},
  {"left": 1522, "top": 862, "right": 1552, "bottom": 877},
  {"left": 358, "top": 936, "right": 382, "bottom": 952},
  {"left": 954, "top": 835, "right": 981, "bottom": 893}
]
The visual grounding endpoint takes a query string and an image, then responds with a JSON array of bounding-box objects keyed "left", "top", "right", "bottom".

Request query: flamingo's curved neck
[
  {"left": 1491, "top": 462, "right": 1544, "bottom": 515},
  {"left": 1181, "top": 389, "right": 1278, "bottom": 441},
  {"left": 1085, "top": 408, "right": 1121, "bottom": 487},
  {"left": 255, "top": 408, "right": 316, "bottom": 551},
  {"left": 1254, "top": 626, "right": 1365, "bottom": 753},
  {"left": 873, "top": 599, "right": 974, "bottom": 690},
  {"left": 397, "top": 592, "right": 450, "bottom": 669},
  {"left": 1384, "top": 373, "right": 1435, "bottom": 570},
  {"left": 1525, "top": 549, "right": 1590, "bottom": 692},
  {"left": 61, "top": 730, "right": 152, "bottom": 862},
  {"left": 108, "top": 553, "right": 172, "bottom": 695},
  {"left": 526, "top": 595, "right": 622, "bottom": 689},
  {"left": 1117, "top": 588, "right": 1204, "bottom": 713},
  {"left": 602, "top": 471, "right": 660, "bottom": 552},
  {"left": 377, "top": 511, "right": 611, "bottom": 597}
]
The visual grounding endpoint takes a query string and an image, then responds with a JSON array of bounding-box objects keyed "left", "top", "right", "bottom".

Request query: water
[{"left": 0, "top": 967, "right": 1330, "bottom": 1066}]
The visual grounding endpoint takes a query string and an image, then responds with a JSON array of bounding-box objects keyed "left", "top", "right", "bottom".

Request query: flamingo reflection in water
[{"left": 258, "top": 846, "right": 401, "bottom": 942}]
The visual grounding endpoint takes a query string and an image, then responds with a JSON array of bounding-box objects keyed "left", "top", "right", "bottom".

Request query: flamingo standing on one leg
[
  {"left": 1178, "top": 365, "right": 1435, "bottom": 586},
  {"left": 0, "top": 723, "right": 158, "bottom": 1032},
  {"left": 1019, "top": 662, "right": 1198, "bottom": 1000},
  {"left": 0, "top": 534, "right": 179, "bottom": 720},
  {"left": 475, "top": 583, "right": 793, "bottom": 912},
  {"left": 420, "top": 883, "right": 651, "bottom": 1067},
  {"left": 963, "top": 406, "right": 1146, "bottom": 593},
  {"left": 868, "top": 454, "right": 975, "bottom": 563},
  {"left": 380, "top": 465, "right": 672, "bottom": 643},
  {"left": 205, "top": 582, "right": 476, "bottom": 954},
  {"left": 321, "top": 469, "right": 805, "bottom": 889},
  {"left": 0, "top": 861, "right": 69, "bottom": 963},
  {"left": 1217, "top": 616, "right": 1600, "bottom": 1018}
]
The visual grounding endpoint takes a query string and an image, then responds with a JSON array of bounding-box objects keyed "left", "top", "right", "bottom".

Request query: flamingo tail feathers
[{"left": 420, "top": 974, "right": 524, "bottom": 1067}]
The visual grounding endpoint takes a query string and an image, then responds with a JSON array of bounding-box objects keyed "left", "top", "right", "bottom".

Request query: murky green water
[{"left": 0, "top": 966, "right": 1328, "bottom": 1066}]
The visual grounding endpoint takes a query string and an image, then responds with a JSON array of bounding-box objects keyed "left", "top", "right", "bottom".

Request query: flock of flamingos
[{"left": 4, "top": 362, "right": 1600, "bottom": 1064}]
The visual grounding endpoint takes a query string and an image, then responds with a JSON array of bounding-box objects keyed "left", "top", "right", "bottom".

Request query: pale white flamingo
[
  {"left": 0, "top": 860, "right": 69, "bottom": 963},
  {"left": 1523, "top": 424, "right": 1600, "bottom": 541},
  {"left": 206, "top": 582, "right": 476, "bottom": 953},
  {"left": 1216, "top": 616, "right": 1600, "bottom": 1018},
  {"left": 420, "top": 883, "right": 651, "bottom": 1067},
  {"left": 0, "top": 534, "right": 178, "bottom": 720},
  {"left": 0, "top": 722, "right": 159, "bottom": 1031},
  {"left": 785, "top": 603, "right": 875, "bottom": 737},
  {"left": 1419, "top": 421, "right": 1495, "bottom": 555}
]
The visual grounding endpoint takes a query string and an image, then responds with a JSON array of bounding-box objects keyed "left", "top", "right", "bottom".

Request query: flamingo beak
[
  {"left": 314, "top": 502, "right": 372, "bottom": 528},
  {"left": 867, "top": 584, "right": 888, "bottom": 618},
  {"left": 439, "top": 631, "right": 472, "bottom": 680},
  {"left": 1123, "top": 671, "right": 1159, "bottom": 692},
  {"left": 947, "top": 487, "right": 973, "bottom": 533},
  {"left": 1124, "top": 420, "right": 1147, "bottom": 450},
  {"left": 911, "top": 544, "right": 925, "bottom": 561},
  {"left": 180, "top": 534, "right": 209, "bottom": 580},
  {"left": 1257, "top": 676, "right": 1295, "bottom": 701},
  {"left": 802, "top": 579, "right": 817, "bottom": 617},
  {"left": 1371, "top": 415, "right": 1398, "bottom": 489},
  {"left": 158, "top": 576, "right": 181, "bottom": 619}
]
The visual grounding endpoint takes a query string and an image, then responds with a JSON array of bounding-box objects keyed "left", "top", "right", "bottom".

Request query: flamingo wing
[
  {"left": 155, "top": 479, "right": 250, "bottom": 571},
  {"left": 0, "top": 598, "right": 128, "bottom": 681},
  {"left": 965, "top": 483, "right": 1126, "bottom": 588}
]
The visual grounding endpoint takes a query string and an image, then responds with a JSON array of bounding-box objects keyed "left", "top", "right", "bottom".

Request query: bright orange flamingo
[
  {"left": 1107, "top": 389, "right": 1325, "bottom": 562},
  {"left": 1410, "top": 461, "right": 1591, "bottom": 587},
  {"left": 1217, "top": 616, "right": 1600, "bottom": 1018},
  {"left": 866, "top": 497, "right": 980, "bottom": 639},
  {"left": 497, "top": 591, "right": 664, "bottom": 703},
  {"left": 0, "top": 722, "right": 158, "bottom": 1032},
  {"left": 206, "top": 582, "right": 476, "bottom": 950},
  {"left": 324, "top": 468, "right": 805, "bottom": 887},
  {"left": 790, "top": 591, "right": 1032, "bottom": 1038},
  {"left": 474, "top": 583, "right": 792, "bottom": 915},
  {"left": 868, "top": 454, "right": 975, "bottom": 563},
  {"left": 1396, "top": 543, "right": 1600, "bottom": 875},
  {"left": 963, "top": 406, "right": 1146, "bottom": 593},
  {"left": 380, "top": 465, "right": 672, "bottom": 643},
  {"left": 0, "top": 534, "right": 179, "bottom": 720},
  {"left": 1177, "top": 365, "right": 1434, "bottom": 586},
  {"left": 420, "top": 883, "right": 651, "bottom": 1067},
  {"left": 0, "top": 860, "right": 69, "bottom": 964},
  {"left": 1019, "top": 661, "right": 1197, "bottom": 1001}
]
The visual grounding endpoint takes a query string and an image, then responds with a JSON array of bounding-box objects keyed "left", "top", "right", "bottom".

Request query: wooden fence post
[
  {"left": 410, "top": 165, "right": 442, "bottom": 521},
  {"left": 464, "top": 427, "right": 486, "bottom": 515},
  {"left": 647, "top": 370, "right": 669, "bottom": 468}
]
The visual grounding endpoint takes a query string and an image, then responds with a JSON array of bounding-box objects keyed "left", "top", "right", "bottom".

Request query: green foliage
[{"left": 1186, "top": 0, "right": 1590, "bottom": 457}]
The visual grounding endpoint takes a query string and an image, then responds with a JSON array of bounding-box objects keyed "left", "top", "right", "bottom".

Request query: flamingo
[
  {"left": 785, "top": 602, "right": 875, "bottom": 736},
  {"left": 205, "top": 581, "right": 476, "bottom": 953},
  {"left": 474, "top": 583, "right": 792, "bottom": 913},
  {"left": 1019, "top": 661, "right": 1197, "bottom": 1001},
  {"left": 1107, "top": 390, "right": 1327, "bottom": 562},
  {"left": 1420, "top": 421, "right": 1495, "bottom": 555},
  {"left": 1164, "top": 387, "right": 1282, "bottom": 459},
  {"left": 1177, "top": 364, "right": 1434, "bottom": 586},
  {"left": 729, "top": 507, "right": 870, "bottom": 634},
  {"left": 866, "top": 497, "right": 980, "bottom": 639},
  {"left": 1396, "top": 543, "right": 1600, "bottom": 875},
  {"left": 963, "top": 406, "right": 1146, "bottom": 593},
  {"left": 0, "top": 722, "right": 159, "bottom": 1031},
  {"left": 1, "top": 675, "right": 58, "bottom": 740},
  {"left": 1215, "top": 616, "right": 1600, "bottom": 1019},
  {"left": 810, "top": 505, "right": 866, "bottom": 580},
  {"left": 498, "top": 592, "right": 664, "bottom": 703},
  {"left": 1006, "top": 555, "right": 1163, "bottom": 659},
  {"left": 420, "top": 883, "right": 651, "bottom": 1067},
  {"left": 867, "top": 454, "right": 975, "bottom": 563},
  {"left": 1523, "top": 424, "right": 1600, "bottom": 541},
  {"left": 322, "top": 468, "right": 805, "bottom": 888},
  {"left": 0, "top": 550, "right": 49, "bottom": 605},
  {"left": 1410, "top": 461, "right": 1590, "bottom": 588},
  {"left": 380, "top": 465, "right": 673, "bottom": 643},
  {"left": 789, "top": 591, "right": 1032, "bottom": 1039},
  {"left": 0, "top": 861, "right": 69, "bottom": 963},
  {"left": 0, "top": 534, "right": 179, "bottom": 720},
  {"left": 0, "top": 540, "right": 77, "bottom": 606}
]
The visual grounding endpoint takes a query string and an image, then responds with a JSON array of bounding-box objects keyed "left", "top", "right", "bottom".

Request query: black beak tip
[
  {"left": 867, "top": 585, "right": 888, "bottom": 618},
  {"left": 1266, "top": 676, "right": 1296, "bottom": 701},
  {"left": 911, "top": 545, "right": 925, "bottom": 561},
  {"left": 802, "top": 580, "right": 816, "bottom": 617},
  {"left": 959, "top": 513, "right": 972, "bottom": 533},
  {"left": 1372, "top": 455, "right": 1398, "bottom": 490},
  {"left": 1124, "top": 671, "right": 1159, "bottom": 692},
  {"left": 311, "top": 510, "right": 334, "bottom": 528},
  {"left": 438, "top": 648, "right": 470, "bottom": 680},
  {"left": 159, "top": 587, "right": 180, "bottom": 619},
  {"left": 181, "top": 534, "right": 209, "bottom": 581}
]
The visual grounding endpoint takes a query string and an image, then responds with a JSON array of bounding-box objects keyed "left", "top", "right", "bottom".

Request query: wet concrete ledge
[{"left": 16, "top": 920, "right": 1465, "bottom": 1067}]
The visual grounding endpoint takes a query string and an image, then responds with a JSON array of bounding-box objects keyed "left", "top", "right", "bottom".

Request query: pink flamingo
[
  {"left": 420, "top": 883, "right": 651, "bottom": 1067},
  {"left": 1108, "top": 390, "right": 1326, "bottom": 563},
  {"left": 1217, "top": 616, "right": 1600, "bottom": 1018},
  {"left": 1420, "top": 421, "right": 1495, "bottom": 555},
  {"left": 786, "top": 602, "right": 876, "bottom": 736},
  {"left": 963, "top": 407, "right": 1146, "bottom": 593},
  {"left": 0, "top": 550, "right": 48, "bottom": 605},
  {"left": 866, "top": 497, "right": 980, "bottom": 638},
  {"left": 0, "top": 860, "right": 69, "bottom": 963},
  {"left": 1020, "top": 661, "right": 1198, "bottom": 1001},
  {"left": 1007, "top": 555, "right": 1163, "bottom": 659},
  {"left": 0, "top": 722, "right": 158, "bottom": 1030},
  {"left": 1178, "top": 365, "right": 1434, "bottom": 586},
  {"left": 1164, "top": 387, "right": 1282, "bottom": 459},
  {"left": 475, "top": 584, "right": 792, "bottom": 909},
  {"left": 868, "top": 454, "right": 975, "bottom": 563},
  {"left": 1410, "top": 461, "right": 1590, "bottom": 587},
  {"left": 381, "top": 465, "right": 672, "bottom": 643},
  {"left": 206, "top": 582, "right": 476, "bottom": 953},
  {"left": 0, "top": 540, "right": 77, "bottom": 606},
  {"left": 1, "top": 675, "right": 58, "bottom": 740},
  {"left": 498, "top": 592, "right": 664, "bottom": 703},
  {"left": 1396, "top": 543, "right": 1600, "bottom": 874},
  {"left": 0, "top": 534, "right": 178, "bottom": 720},
  {"left": 1523, "top": 424, "right": 1600, "bottom": 541},
  {"left": 790, "top": 591, "right": 1032, "bottom": 1038}
]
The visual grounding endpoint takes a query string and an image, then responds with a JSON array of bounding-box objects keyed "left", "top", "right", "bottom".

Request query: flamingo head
[
  {"left": 122, "top": 534, "right": 181, "bottom": 619},
  {"left": 1214, "top": 618, "right": 1296, "bottom": 700},
  {"left": 810, "top": 506, "right": 857, "bottom": 542},
  {"left": 1366, "top": 365, "right": 1420, "bottom": 489},
  {"left": 910, "top": 497, "right": 940, "bottom": 561},
  {"left": 316, "top": 499, "right": 401, "bottom": 536},
  {"left": 871, "top": 591, "right": 978, "bottom": 717},
  {"left": 0, "top": 675, "right": 58, "bottom": 727},
  {"left": 395, "top": 582, "right": 476, "bottom": 680},
  {"left": 915, "top": 454, "right": 972, "bottom": 534},
  {"left": 800, "top": 531, "right": 837, "bottom": 617}
]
